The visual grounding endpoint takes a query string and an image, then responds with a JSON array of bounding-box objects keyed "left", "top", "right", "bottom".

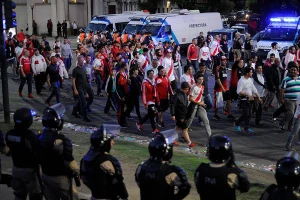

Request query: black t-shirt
[
  {"left": 46, "top": 63, "right": 60, "bottom": 83},
  {"left": 220, "top": 39, "right": 228, "bottom": 53},
  {"left": 72, "top": 66, "right": 88, "bottom": 90},
  {"left": 214, "top": 66, "right": 228, "bottom": 91}
]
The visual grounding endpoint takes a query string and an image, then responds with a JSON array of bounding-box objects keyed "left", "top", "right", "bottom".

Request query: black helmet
[
  {"left": 275, "top": 155, "right": 300, "bottom": 189},
  {"left": 42, "top": 104, "right": 64, "bottom": 130},
  {"left": 90, "top": 124, "right": 120, "bottom": 153},
  {"left": 149, "top": 133, "right": 173, "bottom": 161},
  {"left": 207, "top": 134, "right": 233, "bottom": 164},
  {"left": 14, "top": 107, "right": 35, "bottom": 129},
  {"left": 89, "top": 30, "right": 93, "bottom": 33}
]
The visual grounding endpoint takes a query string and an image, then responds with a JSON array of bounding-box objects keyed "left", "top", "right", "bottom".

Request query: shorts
[
  {"left": 214, "top": 90, "right": 231, "bottom": 110},
  {"left": 158, "top": 99, "right": 169, "bottom": 112},
  {"left": 223, "top": 90, "right": 231, "bottom": 101},
  {"left": 176, "top": 120, "right": 188, "bottom": 130},
  {"left": 229, "top": 86, "right": 238, "bottom": 101}
]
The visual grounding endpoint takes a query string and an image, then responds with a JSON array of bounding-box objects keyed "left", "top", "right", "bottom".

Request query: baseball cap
[{"left": 220, "top": 56, "right": 227, "bottom": 61}]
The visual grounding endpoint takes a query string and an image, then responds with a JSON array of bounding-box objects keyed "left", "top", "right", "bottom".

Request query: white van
[
  {"left": 142, "top": 11, "right": 223, "bottom": 47},
  {"left": 256, "top": 16, "right": 300, "bottom": 58}
]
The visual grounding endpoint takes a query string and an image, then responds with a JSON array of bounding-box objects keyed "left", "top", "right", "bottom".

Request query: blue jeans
[
  {"left": 190, "top": 60, "right": 199, "bottom": 73},
  {"left": 63, "top": 57, "right": 71, "bottom": 71},
  {"left": 73, "top": 87, "right": 94, "bottom": 119},
  {"left": 46, "top": 82, "right": 60, "bottom": 103},
  {"left": 19, "top": 73, "right": 33, "bottom": 94},
  {"left": 95, "top": 74, "right": 102, "bottom": 95},
  {"left": 287, "top": 117, "right": 300, "bottom": 145}
]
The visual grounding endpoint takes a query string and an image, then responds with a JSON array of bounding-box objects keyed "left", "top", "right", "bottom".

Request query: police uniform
[
  {"left": 5, "top": 108, "right": 42, "bottom": 200},
  {"left": 0, "top": 129, "right": 10, "bottom": 185},
  {"left": 80, "top": 125, "right": 128, "bottom": 200},
  {"left": 194, "top": 134, "right": 250, "bottom": 200},
  {"left": 38, "top": 105, "right": 80, "bottom": 200},
  {"left": 135, "top": 132, "right": 191, "bottom": 200},
  {"left": 194, "top": 163, "right": 250, "bottom": 200}
]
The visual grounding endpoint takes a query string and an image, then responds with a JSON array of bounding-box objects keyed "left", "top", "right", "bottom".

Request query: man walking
[
  {"left": 187, "top": 38, "right": 199, "bottom": 73},
  {"left": 45, "top": 55, "right": 61, "bottom": 105},
  {"left": 60, "top": 37, "right": 73, "bottom": 73},
  {"left": 31, "top": 48, "right": 47, "bottom": 95},
  {"left": 72, "top": 55, "right": 94, "bottom": 122},
  {"left": 19, "top": 49, "right": 34, "bottom": 98}
]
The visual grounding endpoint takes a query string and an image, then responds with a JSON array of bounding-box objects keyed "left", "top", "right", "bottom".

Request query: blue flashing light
[
  {"left": 283, "top": 18, "right": 296, "bottom": 22},
  {"left": 270, "top": 18, "right": 281, "bottom": 22}
]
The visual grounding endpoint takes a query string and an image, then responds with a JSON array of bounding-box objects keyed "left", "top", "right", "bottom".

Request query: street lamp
[{"left": 30, "top": 4, "right": 34, "bottom": 34}]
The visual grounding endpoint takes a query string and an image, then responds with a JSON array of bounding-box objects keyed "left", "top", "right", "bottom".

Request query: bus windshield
[
  {"left": 262, "top": 27, "right": 297, "bottom": 41},
  {"left": 85, "top": 23, "right": 106, "bottom": 33},
  {"left": 144, "top": 24, "right": 161, "bottom": 36},
  {"left": 124, "top": 24, "right": 143, "bottom": 34}
]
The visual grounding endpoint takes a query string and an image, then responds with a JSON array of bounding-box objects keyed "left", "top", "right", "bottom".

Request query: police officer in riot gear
[
  {"left": 135, "top": 130, "right": 191, "bottom": 200},
  {"left": 38, "top": 103, "right": 80, "bottom": 200},
  {"left": 5, "top": 108, "right": 43, "bottom": 200},
  {"left": 80, "top": 124, "right": 128, "bottom": 200},
  {"left": 0, "top": 129, "right": 11, "bottom": 186},
  {"left": 260, "top": 152, "right": 300, "bottom": 200},
  {"left": 194, "top": 134, "right": 250, "bottom": 200}
]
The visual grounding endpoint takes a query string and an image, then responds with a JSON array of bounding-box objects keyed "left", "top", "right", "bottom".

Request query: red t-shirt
[
  {"left": 20, "top": 56, "right": 31, "bottom": 75},
  {"left": 155, "top": 75, "right": 173, "bottom": 99}
]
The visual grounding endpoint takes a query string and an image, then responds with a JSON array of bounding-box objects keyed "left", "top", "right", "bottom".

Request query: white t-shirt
[
  {"left": 252, "top": 74, "right": 265, "bottom": 97},
  {"left": 72, "top": 23, "right": 77, "bottom": 29},
  {"left": 199, "top": 46, "right": 211, "bottom": 62},
  {"left": 180, "top": 73, "right": 195, "bottom": 86},
  {"left": 267, "top": 49, "right": 280, "bottom": 59},
  {"left": 138, "top": 54, "right": 148, "bottom": 72},
  {"left": 190, "top": 84, "right": 204, "bottom": 103},
  {"left": 92, "top": 58, "right": 103, "bottom": 69},
  {"left": 162, "top": 57, "right": 175, "bottom": 82},
  {"left": 237, "top": 76, "right": 258, "bottom": 98},
  {"left": 294, "top": 93, "right": 300, "bottom": 118}
]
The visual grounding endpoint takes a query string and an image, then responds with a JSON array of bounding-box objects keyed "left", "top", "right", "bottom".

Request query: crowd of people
[{"left": 0, "top": 106, "right": 300, "bottom": 200}]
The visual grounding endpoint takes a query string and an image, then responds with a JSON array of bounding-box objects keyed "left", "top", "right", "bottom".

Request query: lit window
[
  {"left": 43, "top": 0, "right": 48, "bottom": 3},
  {"left": 71, "top": 0, "right": 77, "bottom": 3}
]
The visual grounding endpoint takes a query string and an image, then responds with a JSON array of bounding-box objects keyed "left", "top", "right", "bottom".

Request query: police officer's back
[
  {"left": 5, "top": 108, "right": 42, "bottom": 200},
  {"left": 260, "top": 152, "right": 300, "bottom": 200},
  {"left": 0, "top": 129, "right": 11, "bottom": 186},
  {"left": 38, "top": 103, "right": 80, "bottom": 200},
  {"left": 194, "top": 134, "right": 250, "bottom": 200},
  {"left": 135, "top": 131, "right": 191, "bottom": 200},
  {"left": 80, "top": 124, "right": 128, "bottom": 200}
]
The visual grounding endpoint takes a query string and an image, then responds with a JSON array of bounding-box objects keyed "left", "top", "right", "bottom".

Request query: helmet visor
[
  {"left": 49, "top": 103, "right": 66, "bottom": 116},
  {"left": 160, "top": 129, "right": 178, "bottom": 145},
  {"left": 103, "top": 124, "right": 121, "bottom": 139}
]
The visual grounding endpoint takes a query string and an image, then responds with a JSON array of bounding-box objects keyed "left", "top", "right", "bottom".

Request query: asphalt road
[{"left": 0, "top": 36, "right": 292, "bottom": 163}]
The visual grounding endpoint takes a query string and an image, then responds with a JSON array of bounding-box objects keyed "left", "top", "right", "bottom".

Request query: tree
[
  {"left": 232, "top": 0, "right": 246, "bottom": 10},
  {"left": 137, "top": 0, "right": 163, "bottom": 14},
  {"left": 246, "top": 0, "right": 259, "bottom": 13},
  {"left": 217, "top": 0, "right": 235, "bottom": 14}
]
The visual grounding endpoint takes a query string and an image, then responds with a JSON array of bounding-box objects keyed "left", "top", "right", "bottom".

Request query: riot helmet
[
  {"left": 42, "top": 103, "right": 65, "bottom": 130},
  {"left": 149, "top": 130, "right": 177, "bottom": 161},
  {"left": 90, "top": 124, "right": 120, "bottom": 153},
  {"left": 275, "top": 152, "right": 300, "bottom": 189},
  {"left": 14, "top": 107, "right": 36, "bottom": 129},
  {"left": 207, "top": 134, "right": 233, "bottom": 164}
]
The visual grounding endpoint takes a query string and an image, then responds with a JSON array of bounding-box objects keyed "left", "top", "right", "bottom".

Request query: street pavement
[{"left": 0, "top": 35, "right": 291, "bottom": 198}]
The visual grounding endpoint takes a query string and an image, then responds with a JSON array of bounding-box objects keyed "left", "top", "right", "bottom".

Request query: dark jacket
[
  {"left": 170, "top": 91, "right": 189, "bottom": 120},
  {"left": 266, "top": 65, "right": 283, "bottom": 91},
  {"left": 129, "top": 75, "right": 143, "bottom": 96}
]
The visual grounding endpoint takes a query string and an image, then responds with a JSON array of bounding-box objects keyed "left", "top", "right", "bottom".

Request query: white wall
[
  {"left": 15, "top": 5, "right": 27, "bottom": 33},
  {"left": 69, "top": 4, "right": 85, "bottom": 28},
  {"left": 34, "top": 4, "right": 52, "bottom": 35}
]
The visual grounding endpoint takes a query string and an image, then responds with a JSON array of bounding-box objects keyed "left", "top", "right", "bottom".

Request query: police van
[
  {"left": 256, "top": 16, "right": 300, "bottom": 58},
  {"left": 142, "top": 11, "right": 223, "bottom": 47},
  {"left": 122, "top": 15, "right": 151, "bottom": 35}
]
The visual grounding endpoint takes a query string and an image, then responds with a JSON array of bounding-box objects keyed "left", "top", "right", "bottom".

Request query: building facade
[{"left": 15, "top": 0, "right": 138, "bottom": 36}]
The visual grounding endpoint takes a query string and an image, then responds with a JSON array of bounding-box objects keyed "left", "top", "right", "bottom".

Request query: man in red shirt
[
  {"left": 136, "top": 69, "right": 159, "bottom": 134},
  {"left": 155, "top": 66, "right": 173, "bottom": 128},
  {"left": 19, "top": 50, "right": 34, "bottom": 98},
  {"left": 187, "top": 38, "right": 199, "bottom": 72},
  {"left": 17, "top": 29, "right": 25, "bottom": 42},
  {"left": 213, "top": 56, "right": 235, "bottom": 121},
  {"left": 111, "top": 41, "right": 121, "bottom": 60}
]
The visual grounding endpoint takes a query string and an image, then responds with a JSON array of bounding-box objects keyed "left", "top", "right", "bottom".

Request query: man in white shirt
[
  {"left": 252, "top": 64, "right": 265, "bottom": 126},
  {"left": 234, "top": 67, "right": 262, "bottom": 133},
  {"left": 180, "top": 65, "right": 195, "bottom": 88},
  {"left": 162, "top": 48, "right": 177, "bottom": 91},
  {"left": 144, "top": 59, "right": 159, "bottom": 76},
  {"left": 285, "top": 46, "right": 297, "bottom": 67},
  {"left": 15, "top": 41, "right": 24, "bottom": 76},
  {"left": 60, "top": 38, "right": 73, "bottom": 73},
  {"left": 138, "top": 48, "right": 150, "bottom": 76},
  {"left": 72, "top": 21, "right": 78, "bottom": 36},
  {"left": 31, "top": 48, "right": 47, "bottom": 94},
  {"left": 210, "top": 35, "right": 224, "bottom": 75},
  {"left": 267, "top": 42, "right": 280, "bottom": 59}
]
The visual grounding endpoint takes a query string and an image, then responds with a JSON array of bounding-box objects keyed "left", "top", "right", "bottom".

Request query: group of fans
[{"left": 0, "top": 104, "right": 300, "bottom": 200}]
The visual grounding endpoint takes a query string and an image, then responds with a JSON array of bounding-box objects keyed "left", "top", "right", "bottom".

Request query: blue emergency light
[{"left": 270, "top": 17, "right": 298, "bottom": 22}]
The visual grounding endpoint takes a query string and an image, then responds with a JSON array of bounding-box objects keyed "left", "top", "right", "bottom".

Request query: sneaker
[
  {"left": 279, "top": 125, "right": 285, "bottom": 132},
  {"left": 227, "top": 114, "right": 236, "bottom": 120},
  {"left": 173, "top": 141, "right": 179, "bottom": 146},
  {"left": 28, "top": 94, "right": 34, "bottom": 98},
  {"left": 233, "top": 122, "right": 241, "bottom": 132},
  {"left": 180, "top": 137, "right": 188, "bottom": 143},
  {"left": 213, "top": 115, "right": 221, "bottom": 121},
  {"left": 272, "top": 114, "right": 277, "bottom": 122},
  {"left": 152, "top": 129, "right": 159, "bottom": 134},
  {"left": 198, "top": 121, "right": 204, "bottom": 126},
  {"left": 188, "top": 142, "right": 196, "bottom": 148},
  {"left": 158, "top": 122, "right": 165, "bottom": 128},
  {"left": 244, "top": 128, "right": 254, "bottom": 133},
  {"left": 136, "top": 122, "right": 143, "bottom": 131},
  {"left": 284, "top": 144, "right": 296, "bottom": 151},
  {"left": 18, "top": 92, "right": 22, "bottom": 97}
]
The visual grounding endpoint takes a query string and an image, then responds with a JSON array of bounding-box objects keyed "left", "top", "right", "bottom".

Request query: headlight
[{"left": 246, "top": 14, "right": 249, "bottom": 18}]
